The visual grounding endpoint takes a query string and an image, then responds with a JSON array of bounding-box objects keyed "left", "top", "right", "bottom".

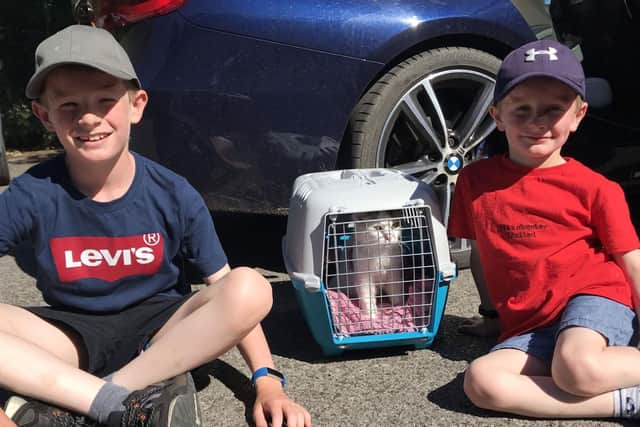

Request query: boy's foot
[
  {"left": 457, "top": 315, "right": 500, "bottom": 337},
  {"left": 3, "top": 395, "right": 95, "bottom": 426},
  {"left": 107, "top": 372, "right": 201, "bottom": 427}
]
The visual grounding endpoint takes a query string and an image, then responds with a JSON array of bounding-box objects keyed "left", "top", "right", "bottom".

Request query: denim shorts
[{"left": 491, "top": 295, "right": 637, "bottom": 364}]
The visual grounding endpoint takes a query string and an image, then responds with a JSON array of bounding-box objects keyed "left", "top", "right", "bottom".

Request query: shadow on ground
[
  {"left": 191, "top": 360, "right": 255, "bottom": 425},
  {"left": 432, "top": 314, "right": 496, "bottom": 363},
  {"left": 427, "top": 372, "right": 631, "bottom": 426},
  {"left": 212, "top": 211, "right": 288, "bottom": 273}
]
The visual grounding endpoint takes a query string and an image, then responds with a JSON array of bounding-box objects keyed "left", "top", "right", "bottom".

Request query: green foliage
[
  {"left": 4, "top": 102, "right": 58, "bottom": 150},
  {"left": 0, "top": 0, "right": 71, "bottom": 151}
]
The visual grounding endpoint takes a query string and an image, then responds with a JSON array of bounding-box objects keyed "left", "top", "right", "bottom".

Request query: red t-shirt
[{"left": 448, "top": 155, "right": 639, "bottom": 342}]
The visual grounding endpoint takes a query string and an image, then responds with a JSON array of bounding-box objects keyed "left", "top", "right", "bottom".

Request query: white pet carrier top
[{"left": 283, "top": 168, "right": 456, "bottom": 292}]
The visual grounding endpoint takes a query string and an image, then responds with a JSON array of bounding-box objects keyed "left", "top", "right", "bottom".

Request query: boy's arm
[
  {"left": 458, "top": 241, "right": 500, "bottom": 337},
  {"left": 203, "top": 266, "right": 311, "bottom": 427},
  {"left": 470, "top": 241, "right": 495, "bottom": 313},
  {"left": 614, "top": 248, "right": 640, "bottom": 319}
]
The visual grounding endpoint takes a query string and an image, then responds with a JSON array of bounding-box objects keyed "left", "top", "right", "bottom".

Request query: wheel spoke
[
  {"left": 456, "top": 80, "right": 495, "bottom": 152},
  {"left": 432, "top": 181, "right": 455, "bottom": 226},
  {"left": 393, "top": 159, "right": 438, "bottom": 177},
  {"left": 398, "top": 92, "right": 442, "bottom": 149},
  {"left": 418, "top": 169, "right": 442, "bottom": 186},
  {"left": 462, "top": 117, "right": 496, "bottom": 155},
  {"left": 420, "top": 79, "right": 448, "bottom": 148}
]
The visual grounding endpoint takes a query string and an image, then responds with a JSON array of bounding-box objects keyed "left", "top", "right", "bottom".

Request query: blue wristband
[{"left": 251, "top": 367, "right": 286, "bottom": 387}]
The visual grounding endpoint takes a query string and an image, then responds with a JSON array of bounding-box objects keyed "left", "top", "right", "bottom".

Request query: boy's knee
[
  {"left": 225, "top": 267, "right": 273, "bottom": 314},
  {"left": 464, "top": 359, "right": 512, "bottom": 411},
  {"left": 552, "top": 348, "right": 603, "bottom": 396}
]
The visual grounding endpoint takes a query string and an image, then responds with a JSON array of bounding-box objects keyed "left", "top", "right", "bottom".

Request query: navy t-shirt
[{"left": 0, "top": 152, "right": 227, "bottom": 312}]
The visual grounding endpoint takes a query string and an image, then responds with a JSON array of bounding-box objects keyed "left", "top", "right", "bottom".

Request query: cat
[{"left": 350, "top": 211, "right": 406, "bottom": 319}]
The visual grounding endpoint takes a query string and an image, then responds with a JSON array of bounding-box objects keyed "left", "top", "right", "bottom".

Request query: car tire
[
  {"left": 0, "top": 114, "right": 10, "bottom": 186},
  {"left": 349, "top": 47, "right": 502, "bottom": 268}
]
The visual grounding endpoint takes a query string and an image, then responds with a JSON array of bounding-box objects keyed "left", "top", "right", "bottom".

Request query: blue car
[{"left": 72, "top": 0, "right": 558, "bottom": 265}]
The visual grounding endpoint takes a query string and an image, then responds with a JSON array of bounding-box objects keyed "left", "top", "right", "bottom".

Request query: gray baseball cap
[{"left": 26, "top": 24, "right": 141, "bottom": 99}]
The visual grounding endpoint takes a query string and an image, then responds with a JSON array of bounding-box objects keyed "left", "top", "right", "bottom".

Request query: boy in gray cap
[
  {"left": 0, "top": 24, "right": 311, "bottom": 427},
  {"left": 448, "top": 39, "right": 640, "bottom": 420}
]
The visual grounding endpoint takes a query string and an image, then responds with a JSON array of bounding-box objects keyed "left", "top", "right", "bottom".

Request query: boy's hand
[
  {"left": 458, "top": 315, "right": 500, "bottom": 337},
  {"left": 253, "top": 378, "right": 311, "bottom": 427}
]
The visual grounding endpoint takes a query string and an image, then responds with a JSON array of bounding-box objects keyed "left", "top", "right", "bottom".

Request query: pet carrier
[{"left": 282, "top": 169, "right": 456, "bottom": 356}]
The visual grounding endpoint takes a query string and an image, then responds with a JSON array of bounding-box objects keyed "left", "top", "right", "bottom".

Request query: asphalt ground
[{"left": 0, "top": 153, "right": 630, "bottom": 426}]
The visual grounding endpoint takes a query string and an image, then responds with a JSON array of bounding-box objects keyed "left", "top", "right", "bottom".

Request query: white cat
[{"left": 350, "top": 212, "right": 406, "bottom": 319}]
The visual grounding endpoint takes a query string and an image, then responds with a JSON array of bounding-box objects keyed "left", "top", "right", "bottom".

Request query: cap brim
[
  {"left": 494, "top": 71, "right": 585, "bottom": 104},
  {"left": 26, "top": 61, "right": 141, "bottom": 99}
]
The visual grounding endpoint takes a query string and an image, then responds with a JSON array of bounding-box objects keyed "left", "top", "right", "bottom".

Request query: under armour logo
[{"left": 525, "top": 47, "right": 558, "bottom": 62}]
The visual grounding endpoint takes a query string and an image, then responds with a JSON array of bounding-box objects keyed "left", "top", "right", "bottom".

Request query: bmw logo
[{"left": 445, "top": 154, "right": 463, "bottom": 174}]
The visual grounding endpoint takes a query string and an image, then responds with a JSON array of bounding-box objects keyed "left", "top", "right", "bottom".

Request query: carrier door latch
[{"left": 291, "top": 272, "right": 322, "bottom": 292}]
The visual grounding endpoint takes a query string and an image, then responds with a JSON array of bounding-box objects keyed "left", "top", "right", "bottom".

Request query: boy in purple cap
[
  {"left": 0, "top": 25, "right": 311, "bottom": 427},
  {"left": 448, "top": 39, "right": 640, "bottom": 419}
]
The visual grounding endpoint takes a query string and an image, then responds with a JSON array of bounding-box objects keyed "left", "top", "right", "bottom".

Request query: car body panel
[
  {"left": 121, "top": 16, "right": 383, "bottom": 213},
  {"left": 116, "top": 0, "right": 543, "bottom": 213},
  {"left": 178, "top": 0, "right": 536, "bottom": 62}
]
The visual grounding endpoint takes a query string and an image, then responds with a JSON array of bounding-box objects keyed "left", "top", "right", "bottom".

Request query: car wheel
[{"left": 349, "top": 47, "right": 502, "bottom": 268}]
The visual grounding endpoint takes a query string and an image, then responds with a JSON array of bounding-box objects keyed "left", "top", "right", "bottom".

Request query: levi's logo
[{"left": 49, "top": 234, "right": 164, "bottom": 282}]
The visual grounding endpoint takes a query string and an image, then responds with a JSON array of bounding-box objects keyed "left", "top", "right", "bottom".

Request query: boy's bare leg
[
  {"left": 0, "top": 304, "right": 104, "bottom": 414},
  {"left": 552, "top": 327, "right": 640, "bottom": 396},
  {"left": 0, "top": 267, "right": 272, "bottom": 419},
  {"left": 465, "top": 328, "right": 640, "bottom": 417},
  {"left": 465, "top": 349, "right": 614, "bottom": 417},
  {"left": 111, "top": 267, "right": 272, "bottom": 390}
]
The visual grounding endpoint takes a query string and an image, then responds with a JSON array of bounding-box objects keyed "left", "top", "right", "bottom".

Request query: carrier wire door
[{"left": 323, "top": 206, "right": 437, "bottom": 338}]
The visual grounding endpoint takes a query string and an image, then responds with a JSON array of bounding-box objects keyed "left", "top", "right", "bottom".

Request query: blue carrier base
[{"left": 291, "top": 275, "right": 451, "bottom": 357}]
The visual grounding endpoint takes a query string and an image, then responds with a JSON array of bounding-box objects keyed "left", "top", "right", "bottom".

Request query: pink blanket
[{"left": 326, "top": 284, "right": 431, "bottom": 335}]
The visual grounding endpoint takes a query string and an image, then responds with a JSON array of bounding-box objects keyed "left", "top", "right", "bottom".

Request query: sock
[
  {"left": 88, "top": 382, "right": 130, "bottom": 424},
  {"left": 615, "top": 386, "right": 640, "bottom": 418}
]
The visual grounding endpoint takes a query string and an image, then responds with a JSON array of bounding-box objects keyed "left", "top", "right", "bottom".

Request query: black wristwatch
[{"left": 478, "top": 305, "right": 499, "bottom": 319}]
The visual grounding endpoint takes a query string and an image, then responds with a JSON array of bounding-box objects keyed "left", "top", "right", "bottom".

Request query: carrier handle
[{"left": 339, "top": 169, "right": 376, "bottom": 184}]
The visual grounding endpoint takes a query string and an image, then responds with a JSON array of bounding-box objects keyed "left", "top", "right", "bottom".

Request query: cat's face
[
  {"left": 365, "top": 219, "right": 401, "bottom": 243},
  {"left": 352, "top": 212, "right": 402, "bottom": 244}
]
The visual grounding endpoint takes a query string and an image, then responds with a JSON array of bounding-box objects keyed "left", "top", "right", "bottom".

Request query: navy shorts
[
  {"left": 25, "top": 293, "right": 192, "bottom": 377},
  {"left": 491, "top": 295, "right": 637, "bottom": 363}
]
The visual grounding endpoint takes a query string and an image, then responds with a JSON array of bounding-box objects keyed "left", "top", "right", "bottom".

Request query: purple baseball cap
[{"left": 493, "top": 39, "right": 585, "bottom": 104}]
